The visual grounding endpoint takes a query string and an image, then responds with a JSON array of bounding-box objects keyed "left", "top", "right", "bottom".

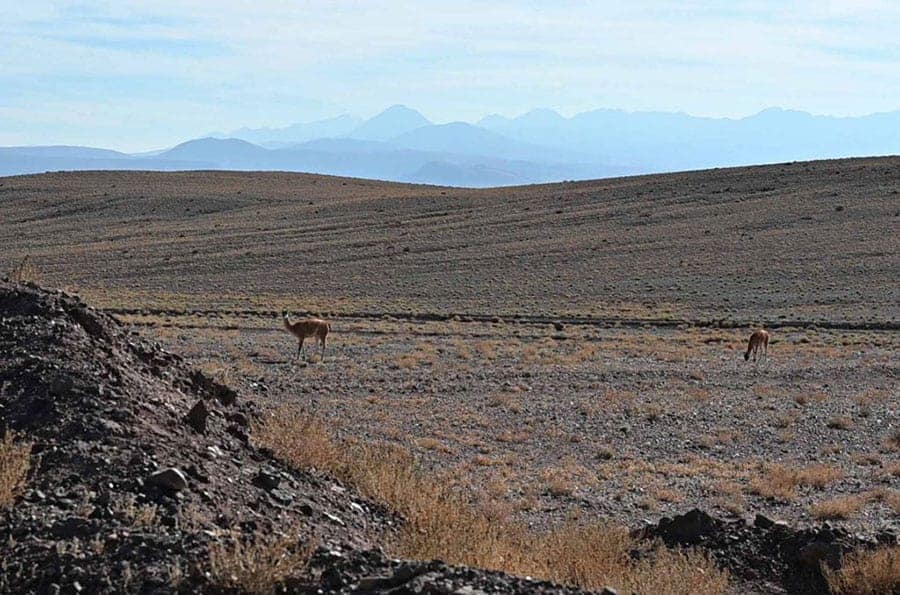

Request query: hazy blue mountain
[
  {"left": 405, "top": 161, "right": 525, "bottom": 187},
  {"left": 0, "top": 145, "right": 208, "bottom": 176},
  {"left": 289, "top": 138, "right": 397, "bottom": 153},
  {"left": 480, "top": 107, "right": 900, "bottom": 171},
  {"left": 155, "top": 138, "right": 270, "bottom": 168},
  {"left": 0, "top": 145, "right": 131, "bottom": 159},
  {"left": 348, "top": 105, "right": 431, "bottom": 141},
  {"left": 143, "top": 135, "right": 625, "bottom": 186},
  {"left": 389, "top": 121, "right": 582, "bottom": 162},
  {"left": 224, "top": 114, "right": 362, "bottom": 145},
  {"left": 3, "top": 105, "right": 898, "bottom": 186}
]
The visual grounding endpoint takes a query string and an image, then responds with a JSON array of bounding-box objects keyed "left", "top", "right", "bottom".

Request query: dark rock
[
  {"left": 186, "top": 464, "right": 209, "bottom": 483},
  {"left": 754, "top": 513, "right": 775, "bottom": 529},
  {"left": 798, "top": 540, "right": 842, "bottom": 570},
  {"left": 146, "top": 468, "right": 188, "bottom": 492},
  {"left": 69, "top": 306, "right": 107, "bottom": 340},
  {"left": 49, "top": 374, "right": 74, "bottom": 397},
  {"left": 270, "top": 489, "right": 294, "bottom": 505},
  {"left": 656, "top": 509, "right": 719, "bottom": 544},
  {"left": 253, "top": 468, "right": 281, "bottom": 491},
  {"left": 227, "top": 411, "right": 249, "bottom": 427},
  {"left": 184, "top": 399, "right": 209, "bottom": 434}
]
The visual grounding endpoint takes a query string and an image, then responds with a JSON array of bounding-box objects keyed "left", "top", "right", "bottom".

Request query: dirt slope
[
  {"left": 0, "top": 281, "right": 603, "bottom": 593},
  {"left": 1, "top": 157, "right": 897, "bottom": 324}
]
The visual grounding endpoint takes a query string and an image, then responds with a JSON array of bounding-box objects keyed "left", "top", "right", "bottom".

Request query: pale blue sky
[{"left": 2, "top": 1, "right": 898, "bottom": 151}]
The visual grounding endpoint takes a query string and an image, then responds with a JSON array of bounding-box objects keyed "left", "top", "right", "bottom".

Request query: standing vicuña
[
  {"left": 744, "top": 329, "right": 769, "bottom": 362},
  {"left": 282, "top": 311, "right": 330, "bottom": 361}
]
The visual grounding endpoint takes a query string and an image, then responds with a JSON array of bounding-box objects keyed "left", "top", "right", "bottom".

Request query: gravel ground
[{"left": 143, "top": 313, "right": 899, "bottom": 537}]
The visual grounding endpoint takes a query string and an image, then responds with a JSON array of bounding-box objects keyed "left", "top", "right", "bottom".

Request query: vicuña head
[{"left": 282, "top": 310, "right": 330, "bottom": 362}]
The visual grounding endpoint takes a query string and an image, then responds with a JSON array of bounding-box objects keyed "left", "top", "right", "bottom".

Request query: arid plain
[{"left": 1, "top": 157, "right": 898, "bottom": 593}]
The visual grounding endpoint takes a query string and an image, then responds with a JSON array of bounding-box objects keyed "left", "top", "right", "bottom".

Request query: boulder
[
  {"left": 146, "top": 468, "right": 188, "bottom": 492},
  {"left": 184, "top": 399, "right": 209, "bottom": 434}
]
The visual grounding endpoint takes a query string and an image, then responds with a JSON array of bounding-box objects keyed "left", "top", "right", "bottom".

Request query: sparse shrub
[
  {"left": 884, "top": 429, "right": 900, "bottom": 451},
  {"left": 253, "top": 409, "right": 340, "bottom": 472},
  {"left": 869, "top": 488, "right": 900, "bottom": 514},
  {"left": 810, "top": 495, "right": 868, "bottom": 520},
  {"left": 473, "top": 341, "right": 497, "bottom": 359},
  {"left": 882, "top": 462, "right": 900, "bottom": 479},
  {"left": 255, "top": 405, "right": 730, "bottom": 594},
  {"left": 0, "top": 431, "right": 31, "bottom": 508},
  {"left": 824, "top": 546, "right": 899, "bottom": 595},
  {"left": 417, "top": 437, "right": 440, "bottom": 450},
  {"left": 654, "top": 488, "right": 683, "bottom": 503},
  {"left": 6, "top": 255, "right": 41, "bottom": 285},
  {"left": 773, "top": 411, "right": 799, "bottom": 429},
  {"left": 827, "top": 415, "right": 854, "bottom": 430},
  {"left": 207, "top": 530, "right": 313, "bottom": 594},
  {"left": 749, "top": 463, "right": 843, "bottom": 502},
  {"left": 112, "top": 494, "right": 159, "bottom": 527}
]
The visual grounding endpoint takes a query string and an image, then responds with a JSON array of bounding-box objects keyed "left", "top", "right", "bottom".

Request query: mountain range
[{"left": 2, "top": 105, "right": 898, "bottom": 187}]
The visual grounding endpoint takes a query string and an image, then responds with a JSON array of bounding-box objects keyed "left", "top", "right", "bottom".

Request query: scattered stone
[
  {"left": 146, "top": 468, "right": 188, "bottom": 492},
  {"left": 654, "top": 509, "right": 719, "bottom": 544},
  {"left": 253, "top": 468, "right": 281, "bottom": 491},
  {"left": 754, "top": 514, "right": 775, "bottom": 529},
  {"left": 184, "top": 399, "right": 209, "bottom": 434},
  {"left": 798, "top": 540, "right": 842, "bottom": 570},
  {"left": 227, "top": 411, "right": 249, "bottom": 427}
]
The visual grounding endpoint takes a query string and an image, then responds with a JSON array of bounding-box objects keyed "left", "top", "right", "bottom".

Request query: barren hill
[{"left": 1, "top": 157, "right": 896, "bottom": 325}]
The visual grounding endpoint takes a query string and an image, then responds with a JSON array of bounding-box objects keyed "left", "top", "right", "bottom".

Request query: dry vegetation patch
[
  {"left": 207, "top": 530, "right": 313, "bottom": 594},
  {"left": 824, "top": 546, "right": 900, "bottom": 595},
  {"left": 749, "top": 463, "right": 843, "bottom": 502},
  {"left": 0, "top": 431, "right": 31, "bottom": 508},
  {"left": 254, "top": 405, "right": 730, "bottom": 593},
  {"left": 810, "top": 495, "right": 870, "bottom": 521}
]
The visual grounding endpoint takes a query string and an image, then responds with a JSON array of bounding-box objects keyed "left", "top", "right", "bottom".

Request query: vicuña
[
  {"left": 282, "top": 311, "right": 330, "bottom": 361},
  {"left": 744, "top": 329, "right": 769, "bottom": 362}
]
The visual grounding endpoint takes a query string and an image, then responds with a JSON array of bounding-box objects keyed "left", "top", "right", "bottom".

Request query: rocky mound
[
  {"left": 0, "top": 281, "right": 390, "bottom": 592},
  {"left": 642, "top": 509, "right": 896, "bottom": 594}
]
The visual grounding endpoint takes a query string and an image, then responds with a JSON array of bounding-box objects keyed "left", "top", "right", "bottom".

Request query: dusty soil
[
  {"left": 1, "top": 160, "right": 898, "bottom": 593},
  {"left": 136, "top": 312, "right": 899, "bottom": 539},
  {"left": 1, "top": 157, "right": 898, "bottom": 324}
]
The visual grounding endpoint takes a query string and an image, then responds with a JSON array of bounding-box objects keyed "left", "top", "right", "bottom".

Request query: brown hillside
[{"left": 1, "top": 157, "right": 897, "bottom": 324}]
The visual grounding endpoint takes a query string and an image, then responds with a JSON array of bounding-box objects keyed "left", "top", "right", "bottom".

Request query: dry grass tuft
[
  {"left": 6, "top": 255, "right": 41, "bottom": 285},
  {"left": 884, "top": 430, "right": 900, "bottom": 451},
  {"left": 824, "top": 546, "right": 900, "bottom": 595},
  {"left": 112, "top": 494, "right": 159, "bottom": 527},
  {"left": 810, "top": 495, "right": 869, "bottom": 520},
  {"left": 826, "top": 415, "right": 854, "bottom": 430},
  {"left": 255, "top": 405, "right": 730, "bottom": 594},
  {"left": 207, "top": 530, "right": 313, "bottom": 595},
  {"left": 749, "top": 463, "right": 843, "bottom": 502},
  {"left": 810, "top": 488, "right": 900, "bottom": 521},
  {"left": 254, "top": 409, "right": 341, "bottom": 472},
  {"left": 0, "top": 431, "right": 31, "bottom": 508}
]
